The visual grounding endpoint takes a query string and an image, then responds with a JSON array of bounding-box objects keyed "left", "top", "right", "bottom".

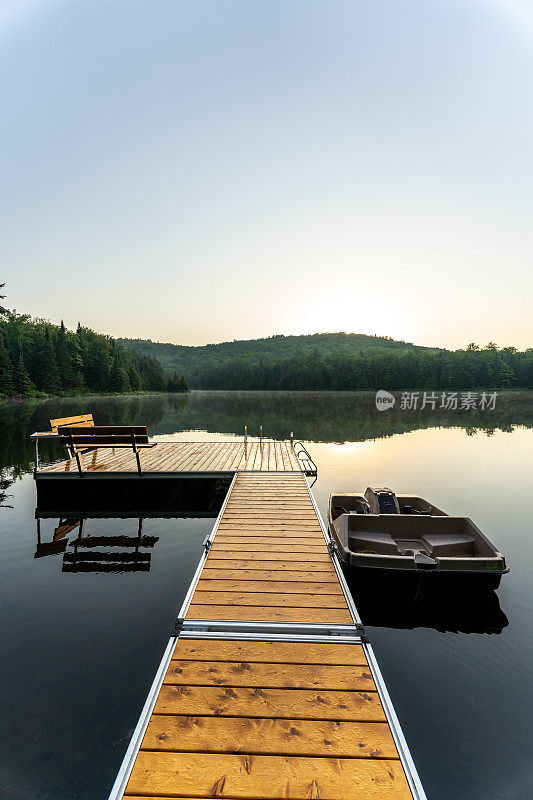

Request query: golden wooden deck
[
  {"left": 115, "top": 473, "right": 418, "bottom": 800},
  {"left": 125, "top": 639, "right": 410, "bottom": 800},
  {"left": 187, "top": 473, "right": 351, "bottom": 624},
  {"left": 39, "top": 440, "right": 301, "bottom": 475}
]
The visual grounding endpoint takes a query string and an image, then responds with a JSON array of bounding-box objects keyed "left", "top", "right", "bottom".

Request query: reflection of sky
[
  {"left": 309, "top": 422, "right": 533, "bottom": 800},
  {"left": 310, "top": 426, "right": 533, "bottom": 546},
  {"left": 147, "top": 418, "right": 533, "bottom": 561},
  {"left": 1, "top": 1, "right": 532, "bottom": 349},
  {"left": 1, "top": 391, "right": 533, "bottom": 797}
]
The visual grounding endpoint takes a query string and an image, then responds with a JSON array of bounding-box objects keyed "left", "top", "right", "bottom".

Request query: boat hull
[
  {"left": 328, "top": 490, "right": 508, "bottom": 589},
  {"left": 336, "top": 555, "right": 506, "bottom": 589}
]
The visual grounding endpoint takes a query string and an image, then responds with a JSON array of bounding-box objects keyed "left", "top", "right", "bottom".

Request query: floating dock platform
[
  {"left": 35, "top": 440, "right": 309, "bottom": 478},
  {"left": 106, "top": 470, "right": 426, "bottom": 800}
]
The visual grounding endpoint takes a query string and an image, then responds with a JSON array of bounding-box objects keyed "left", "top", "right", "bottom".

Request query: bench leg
[
  {"left": 69, "top": 432, "right": 83, "bottom": 475},
  {"left": 130, "top": 428, "right": 142, "bottom": 475}
]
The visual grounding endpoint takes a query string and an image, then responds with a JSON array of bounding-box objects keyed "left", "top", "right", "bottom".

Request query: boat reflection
[{"left": 344, "top": 569, "right": 509, "bottom": 634}]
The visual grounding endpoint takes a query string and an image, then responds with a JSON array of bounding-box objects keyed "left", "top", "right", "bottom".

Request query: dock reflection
[
  {"left": 35, "top": 476, "right": 231, "bottom": 518},
  {"left": 345, "top": 570, "right": 508, "bottom": 634},
  {"left": 34, "top": 476, "right": 230, "bottom": 574}
]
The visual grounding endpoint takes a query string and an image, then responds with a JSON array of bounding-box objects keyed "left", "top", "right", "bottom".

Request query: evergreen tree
[
  {"left": 108, "top": 344, "right": 129, "bottom": 392},
  {"left": 166, "top": 372, "right": 181, "bottom": 391},
  {"left": 178, "top": 374, "right": 190, "bottom": 392},
  {"left": 72, "top": 370, "right": 85, "bottom": 393},
  {"left": 78, "top": 325, "right": 112, "bottom": 390},
  {"left": 37, "top": 327, "right": 60, "bottom": 393},
  {"left": 166, "top": 372, "right": 190, "bottom": 392},
  {"left": 0, "top": 330, "right": 14, "bottom": 395},
  {"left": 0, "top": 313, "right": 172, "bottom": 397},
  {"left": 128, "top": 363, "right": 141, "bottom": 391},
  {"left": 15, "top": 346, "right": 34, "bottom": 394},
  {"left": 138, "top": 354, "right": 166, "bottom": 391},
  {"left": 55, "top": 320, "right": 75, "bottom": 388},
  {"left": 0, "top": 282, "right": 7, "bottom": 315}
]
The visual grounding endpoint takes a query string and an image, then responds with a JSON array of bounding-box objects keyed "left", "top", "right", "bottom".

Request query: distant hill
[
  {"left": 119, "top": 332, "right": 533, "bottom": 391},
  {"left": 120, "top": 333, "right": 437, "bottom": 382}
]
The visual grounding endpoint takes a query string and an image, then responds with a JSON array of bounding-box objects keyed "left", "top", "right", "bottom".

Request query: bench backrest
[
  {"left": 50, "top": 414, "right": 94, "bottom": 434},
  {"left": 57, "top": 425, "right": 149, "bottom": 448}
]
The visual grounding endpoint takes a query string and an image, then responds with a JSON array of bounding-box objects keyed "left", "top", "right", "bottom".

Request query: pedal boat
[{"left": 328, "top": 487, "right": 508, "bottom": 587}]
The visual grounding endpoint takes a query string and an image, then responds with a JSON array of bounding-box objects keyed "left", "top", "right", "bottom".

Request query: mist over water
[{"left": 0, "top": 391, "right": 532, "bottom": 799}]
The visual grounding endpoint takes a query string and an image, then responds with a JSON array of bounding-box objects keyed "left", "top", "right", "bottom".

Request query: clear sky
[{"left": 1, "top": 0, "right": 532, "bottom": 349}]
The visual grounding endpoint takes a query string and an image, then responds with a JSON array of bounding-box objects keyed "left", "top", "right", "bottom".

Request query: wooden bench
[
  {"left": 31, "top": 414, "right": 96, "bottom": 471},
  {"left": 57, "top": 426, "right": 152, "bottom": 475},
  {"left": 49, "top": 414, "right": 96, "bottom": 456},
  {"left": 49, "top": 413, "right": 94, "bottom": 434}
]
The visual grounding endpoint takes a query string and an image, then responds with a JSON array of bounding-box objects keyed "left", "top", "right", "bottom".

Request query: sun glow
[{"left": 293, "top": 292, "right": 408, "bottom": 343}]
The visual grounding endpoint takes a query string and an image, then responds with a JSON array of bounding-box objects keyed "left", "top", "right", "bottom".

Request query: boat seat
[
  {"left": 348, "top": 531, "right": 399, "bottom": 555},
  {"left": 421, "top": 534, "right": 476, "bottom": 557}
]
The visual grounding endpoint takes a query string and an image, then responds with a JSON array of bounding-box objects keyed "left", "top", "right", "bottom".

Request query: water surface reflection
[
  {"left": 345, "top": 569, "right": 509, "bottom": 634},
  {"left": 0, "top": 391, "right": 531, "bottom": 800}
]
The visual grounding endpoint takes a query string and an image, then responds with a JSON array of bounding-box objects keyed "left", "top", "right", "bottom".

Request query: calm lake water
[{"left": 0, "top": 390, "right": 532, "bottom": 800}]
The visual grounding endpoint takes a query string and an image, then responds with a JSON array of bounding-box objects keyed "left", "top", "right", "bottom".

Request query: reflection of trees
[
  {"left": 0, "top": 469, "right": 14, "bottom": 507},
  {"left": 2, "top": 391, "right": 532, "bottom": 478},
  {"left": 150, "top": 391, "right": 533, "bottom": 443},
  {"left": 0, "top": 394, "right": 168, "bottom": 474}
]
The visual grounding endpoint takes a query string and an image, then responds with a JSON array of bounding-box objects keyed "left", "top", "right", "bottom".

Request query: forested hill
[
  {"left": 120, "top": 333, "right": 433, "bottom": 385},
  {"left": 0, "top": 310, "right": 189, "bottom": 398},
  {"left": 120, "top": 333, "right": 533, "bottom": 390}
]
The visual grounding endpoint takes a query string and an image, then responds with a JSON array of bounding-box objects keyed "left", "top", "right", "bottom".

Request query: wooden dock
[
  {"left": 36, "top": 440, "right": 306, "bottom": 477},
  {"left": 108, "top": 472, "right": 426, "bottom": 800},
  {"left": 185, "top": 473, "right": 350, "bottom": 624}
]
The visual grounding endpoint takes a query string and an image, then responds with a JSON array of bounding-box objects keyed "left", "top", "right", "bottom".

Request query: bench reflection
[
  {"left": 34, "top": 476, "right": 230, "bottom": 574},
  {"left": 35, "top": 517, "right": 158, "bottom": 573}
]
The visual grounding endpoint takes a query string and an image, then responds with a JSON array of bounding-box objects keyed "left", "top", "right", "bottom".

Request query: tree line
[
  {"left": 0, "top": 287, "right": 189, "bottom": 398},
  {"left": 120, "top": 331, "right": 437, "bottom": 378},
  {"left": 121, "top": 331, "right": 533, "bottom": 391},
  {"left": 188, "top": 344, "right": 533, "bottom": 391}
]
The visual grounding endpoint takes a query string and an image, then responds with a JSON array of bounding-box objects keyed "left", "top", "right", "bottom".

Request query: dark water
[{"left": 0, "top": 391, "right": 532, "bottom": 800}]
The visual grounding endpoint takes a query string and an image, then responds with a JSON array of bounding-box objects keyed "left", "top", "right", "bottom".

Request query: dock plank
[
  {"left": 142, "top": 715, "right": 397, "bottom": 758},
  {"left": 190, "top": 591, "right": 348, "bottom": 608},
  {"left": 124, "top": 752, "right": 411, "bottom": 799},
  {"left": 164, "top": 662, "right": 374, "bottom": 690},
  {"left": 214, "top": 536, "right": 326, "bottom": 545},
  {"left": 204, "top": 551, "right": 333, "bottom": 562},
  {"left": 153, "top": 685, "right": 387, "bottom": 721},
  {"left": 195, "top": 579, "right": 344, "bottom": 594},
  {"left": 186, "top": 605, "right": 353, "bottom": 623},
  {"left": 199, "top": 568, "right": 339, "bottom": 581},
  {"left": 173, "top": 640, "right": 366, "bottom": 664},
  {"left": 203, "top": 559, "right": 339, "bottom": 572},
  {"left": 209, "top": 543, "right": 327, "bottom": 554}
]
